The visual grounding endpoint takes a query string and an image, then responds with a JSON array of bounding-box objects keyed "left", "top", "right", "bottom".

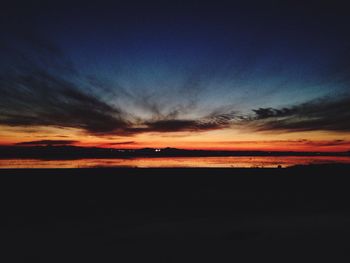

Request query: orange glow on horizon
[{"left": 1, "top": 125, "right": 350, "bottom": 152}]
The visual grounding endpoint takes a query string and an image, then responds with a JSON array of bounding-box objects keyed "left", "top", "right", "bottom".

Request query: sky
[{"left": 1, "top": 1, "right": 350, "bottom": 151}]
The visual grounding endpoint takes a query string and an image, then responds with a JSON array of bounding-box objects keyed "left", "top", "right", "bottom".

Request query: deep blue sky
[{"left": 1, "top": 1, "right": 350, "bottom": 143}]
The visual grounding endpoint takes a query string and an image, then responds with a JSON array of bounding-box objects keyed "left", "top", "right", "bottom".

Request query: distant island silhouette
[{"left": 0, "top": 145, "right": 349, "bottom": 160}]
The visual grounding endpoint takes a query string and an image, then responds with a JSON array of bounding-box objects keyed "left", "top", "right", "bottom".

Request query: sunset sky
[{"left": 1, "top": 1, "right": 350, "bottom": 151}]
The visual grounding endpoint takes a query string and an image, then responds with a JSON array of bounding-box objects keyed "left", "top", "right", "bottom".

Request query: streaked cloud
[
  {"left": 248, "top": 95, "right": 350, "bottom": 132},
  {"left": 15, "top": 140, "right": 78, "bottom": 146}
]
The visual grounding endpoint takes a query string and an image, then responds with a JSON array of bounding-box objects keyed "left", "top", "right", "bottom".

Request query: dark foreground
[{"left": 1, "top": 165, "right": 350, "bottom": 259}]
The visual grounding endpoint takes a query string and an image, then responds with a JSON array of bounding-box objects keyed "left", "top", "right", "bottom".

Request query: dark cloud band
[
  {"left": 249, "top": 96, "right": 350, "bottom": 132},
  {"left": 15, "top": 140, "right": 78, "bottom": 146}
]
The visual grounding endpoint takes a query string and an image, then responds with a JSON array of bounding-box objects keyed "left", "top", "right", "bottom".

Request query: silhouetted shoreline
[{"left": 0, "top": 145, "right": 349, "bottom": 160}]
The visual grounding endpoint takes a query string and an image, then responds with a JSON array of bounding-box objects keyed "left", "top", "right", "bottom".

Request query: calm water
[{"left": 0, "top": 156, "right": 350, "bottom": 168}]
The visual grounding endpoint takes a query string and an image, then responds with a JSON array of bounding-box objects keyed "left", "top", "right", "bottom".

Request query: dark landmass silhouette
[
  {"left": 1, "top": 164, "right": 350, "bottom": 246},
  {"left": 0, "top": 145, "right": 349, "bottom": 159}
]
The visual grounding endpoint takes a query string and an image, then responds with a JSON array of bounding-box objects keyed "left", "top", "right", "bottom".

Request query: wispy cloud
[
  {"left": 103, "top": 141, "right": 135, "bottom": 146},
  {"left": 15, "top": 140, "right": 78, "bottom": 146},
  {"left": 1, "top": 26, "right": 350, "bottom": 138},
  {"left": 0, "top": 70, "right": 130, "bottom": 134},
  {"left": 247, "top": 95, "right": 350, "bottom": 132},
  {"left": 0, "top": 30, "right": 131, "bottom": 135},
  {"left": 0, "top": 32, "right": 239, "bottom": 136}
]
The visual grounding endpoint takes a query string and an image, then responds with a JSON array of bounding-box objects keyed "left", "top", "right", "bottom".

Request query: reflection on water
[{"left": 0, "top": 156, "right": 350, "bottom": 168}]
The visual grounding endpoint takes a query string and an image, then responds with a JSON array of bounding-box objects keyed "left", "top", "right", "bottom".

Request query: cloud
[
  {"left": 299, "top": 139, "right": 350, "bottom": 147},
  {"left": 15, "top": 140, "right": 78, "bottom": 146},
  {"left": 124, "top": 119, "right": 227, "bottom": 134},
  {"left": 248, "top": 95, "right": 350, "bottom": 132},
  {"left": 123, "top": 108, "right": 237, "bottom": 134},
  {"left": 0, "top": 68, "right": 236, "bottom": 135},
  {"left": 0, "top": 30, "right": 132, "bottom": 135},
  {"left": 0, "top": 61, "right": 237, "bottom": 135},
  {"left": 0, "top": 31, "right": 238, "bottom": 137},
  {"left": 144, "top": 119, "right": 226, "bottom": 132},
  {"left": 104, "top": 141, "right": 135, "bottom": 146},
  {"left": 2, "top": 26, "right": 349, "bottom": 137},
  {"left": 0, "top": 70, "right": 130, "bottom": 134}
]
